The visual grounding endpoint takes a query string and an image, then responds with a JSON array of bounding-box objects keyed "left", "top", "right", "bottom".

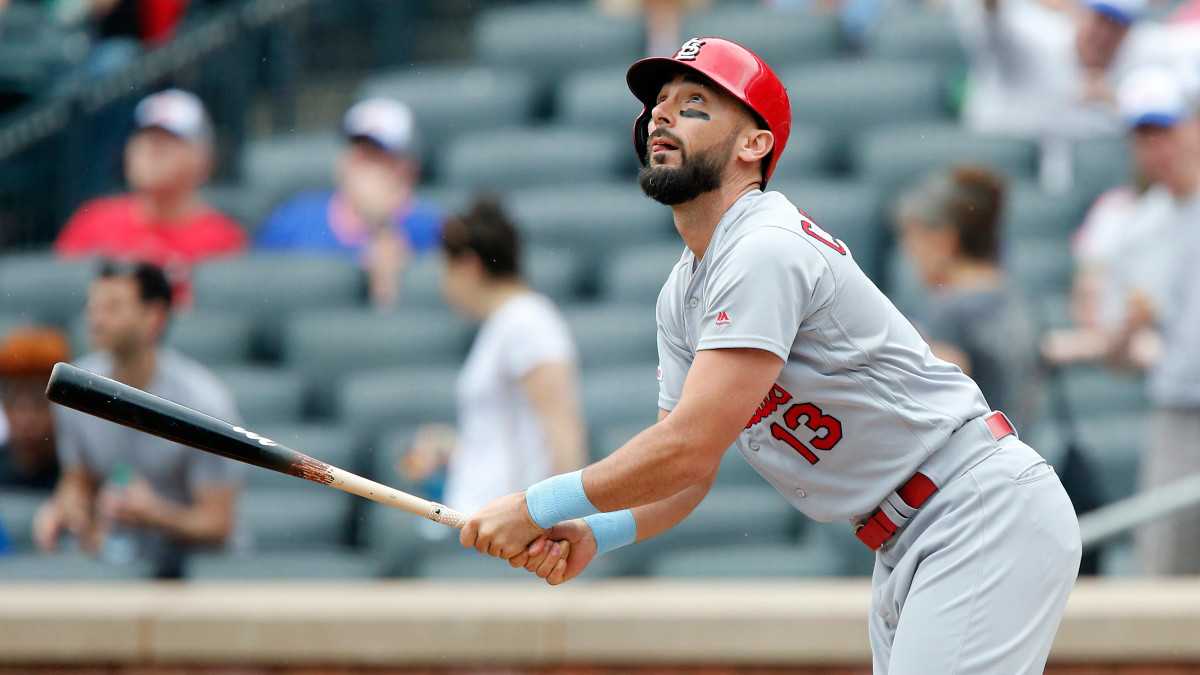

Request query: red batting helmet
[{"left": 627, "top": 37, "right": 792, "bottom": 187}]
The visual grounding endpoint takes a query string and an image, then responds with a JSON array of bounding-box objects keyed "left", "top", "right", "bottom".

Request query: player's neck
[
  {"left": 110, "top": 347, "right": 158, "bottom": 391},
  {"left": 672, "top": 182, "right": 759, "bottom": 260}
]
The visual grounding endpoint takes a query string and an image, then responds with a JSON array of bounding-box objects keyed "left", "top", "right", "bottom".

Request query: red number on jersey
[
  {"left": 770, "top": 401, "right": 844, "bottom": 465},
  {"left": 798, "top": 210, "right": 847, "bottom": 255}
]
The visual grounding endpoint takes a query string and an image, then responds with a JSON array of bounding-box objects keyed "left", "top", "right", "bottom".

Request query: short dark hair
[
  {"left": 896, "top": 165, "right": 1007, "bottom": 262},
  {"left": 97, "top": 260, "right": 174, "bottom": 308},
  {"left": 441, "top": 197, "right": 521, "bottom": 279}
]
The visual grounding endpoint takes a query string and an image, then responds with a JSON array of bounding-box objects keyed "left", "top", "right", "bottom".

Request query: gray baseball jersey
[{"left": 656, "top": 189, "right": 991, "bottom": 522}]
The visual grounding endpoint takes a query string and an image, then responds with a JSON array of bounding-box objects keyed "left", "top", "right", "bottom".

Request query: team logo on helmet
[{"left": 674, "top": 38, "right": 706, "bottom": 61}]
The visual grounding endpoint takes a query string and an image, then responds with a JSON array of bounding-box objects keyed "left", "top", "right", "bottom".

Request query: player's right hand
[{"left": 514, "top": 519, "right": 597, "bottom": 586}]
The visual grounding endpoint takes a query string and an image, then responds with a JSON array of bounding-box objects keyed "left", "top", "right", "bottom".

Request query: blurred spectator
[
  {"left": 54, "top": 89, "right": 246, "bottom": 307},
  {"left": 35, "top": 261, "right": 243, "bottom": 578},
  {"left": 255, "top": 98, "right": 442, "bottom": 308},
  {"left": 597, "top": 0, "right": 712, "bottom": 56},
  {"left": 894, "top": 165, "right": 1040, "bottom": 429},
  {"left": 1095, "top": 66, "right": 1200, "bottom": 575},
  {"left": 0, "top": 326, "right": 71, "bottom": 491},
  {"left": 401, "top": 199, "right": 586, "bottom": 523}
]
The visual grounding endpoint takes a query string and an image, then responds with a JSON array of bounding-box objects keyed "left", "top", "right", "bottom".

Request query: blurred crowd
[{"left": 0, "top": 0, "right": 1198, "bottom": 579}]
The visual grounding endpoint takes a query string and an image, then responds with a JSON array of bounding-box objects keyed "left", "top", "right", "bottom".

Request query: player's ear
[{"left": 736, "top": 128, "right": 774, "bottom": 165}]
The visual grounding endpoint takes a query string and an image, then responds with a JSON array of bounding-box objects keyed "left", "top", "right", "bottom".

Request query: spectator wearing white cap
[
  {"left": 54, "top": 89, "right": 247, "bottom": 307},
  {"left": 255, "top": 98, "right": 443, "bottom": 308},
  {"left": 1100, "top": 65, "right": 1200, "bottom": 575}
]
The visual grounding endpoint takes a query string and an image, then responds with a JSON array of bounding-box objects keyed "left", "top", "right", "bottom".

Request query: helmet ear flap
[{"left": 633, "top": 107, "right": 652, "bottom": 167}]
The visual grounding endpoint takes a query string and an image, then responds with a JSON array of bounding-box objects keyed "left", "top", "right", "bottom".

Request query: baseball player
[{"left": 461, "top": 38, "right": 1081, "bottom": 674}]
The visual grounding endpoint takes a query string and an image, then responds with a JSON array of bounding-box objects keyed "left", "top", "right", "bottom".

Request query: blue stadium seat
[
  {"left": 565, "top": 302, "right": 658, "bottom": 368},
  {"left": 200, "top": 183, "right": 283, "bottom": 234},
  {"left": 598, "top": 242, "right": 686, "bottom": 304},
  {"left": 682, "top": 6, "right": 843, "bottom": 68},
  {"left": 647, "top": 541, "right": 843, "bottom": 578},
  {"left": 590, "top": 420, "right": 653, "bottom": 463},
  {"left": 1073, "top": 137, "right": 1132, "bottom": 197},
  {"left": 800, "top": 518, "right": 876, "bottom": 576},
  {"left": 474, "top": 4, "right": 642, "bottom": 86},
  {"left": 337, "top": 365, "right": 460, "bottom": 435},
  {"left": 1002, "top": 181, "right": 1091, "bottom": 242},
  {"left": 0, "top": 489, "right": 45, "bottom": 553},
  {"left": 781, "top": 61, "right": 951, "bottom": 166},
  {"left": 767, "top": 124, "right": 837, "bottom": 183},
  {"left": 1005, "top": 239, "right": 1074, "bottom": 297},
  {"left": 240, "top": 131, "right": 341, "bottom": 201},
  {"left": 238, "top": 489, "right": 355, "bottom": 550},
  {"left": 361, "top": 500, "right": 443, "bottom": 578},
  {"left": 0, "top": 553, "right": 153, "bottom": 581},
  {"left": 0, "top": 253, "right": 94, "bottom": 326},
  {"left": 359, "top": 66, "right": 539, "bottom": 176},
  {"left": 506, "top": 182, "right": 674, "bottom": 256},
  {"left": 1075, "top": 413, "right": 1146, "bottom": 504},
  {"left": 525, "top": 246, "right": 587, "bottom": 304},
  {"left": 1059, "top": 365, "right": 1149, "bottom": 416},
  {"left": 556, "top": 66, "right": 643, "bottom": 134},
  {"left": 868, "top": 7, "right": 967, "bottom": 70},
  {"left": 581, "top": 364, "right": 661, "bottom": 431},
  {"left": 212, "top": 365, "right": 306, "bottom": 426},
  {"left": 442, "top": 127, "right": 628, "bottom": 191},
  {"left": 164, "top": 309, "right": 255, "bottom": 367},
  {"left": 855, "top": 122, "right": 1039, "bottom": 193}
]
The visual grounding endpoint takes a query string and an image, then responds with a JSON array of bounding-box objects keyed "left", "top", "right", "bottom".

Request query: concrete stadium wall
[{"left": 0, "top": 579, "right": 1198, "bottom": 669}]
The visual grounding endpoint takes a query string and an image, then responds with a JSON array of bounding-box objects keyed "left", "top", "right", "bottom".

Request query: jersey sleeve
[
  {"left": 695, "top": 226, "right": 828, "bottom": 361},
  {"left": 656, "top": 279, "right": 691, "bottom": 412},
  {"left": 503, "top": 301, "right": 578, "bottom": 379}
]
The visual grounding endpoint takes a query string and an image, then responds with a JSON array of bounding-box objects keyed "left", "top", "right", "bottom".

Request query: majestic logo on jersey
[
  {"left": 715, "top": 311, "right": 731, "bottom": 327},
  {"left": 674, "top": 38, "right": 706, "bottom": 61},
  {"left": 656, "top": 365, "right": 663, "bottom": 382},
  {"left": 745, "top": 384, "right": 793, "bottom": 429}
]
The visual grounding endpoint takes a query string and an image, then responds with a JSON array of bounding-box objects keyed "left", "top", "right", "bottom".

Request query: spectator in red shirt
[{"left": 55, "top": 89, "right": 246, "bottom": 306}]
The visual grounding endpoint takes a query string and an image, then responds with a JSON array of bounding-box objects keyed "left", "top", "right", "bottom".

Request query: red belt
[{"left": 855, "top": 412, "right": 1016, "bottom": 551}]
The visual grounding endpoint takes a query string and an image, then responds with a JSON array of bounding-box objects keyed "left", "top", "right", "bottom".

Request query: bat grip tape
[{"left": 525, "top": 469, "right": 599, "bottom": 528}]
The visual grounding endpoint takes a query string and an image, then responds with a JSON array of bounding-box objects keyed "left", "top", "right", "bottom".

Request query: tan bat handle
[{"left": 330, "top": 466, "right": 468, "bottom": 529}]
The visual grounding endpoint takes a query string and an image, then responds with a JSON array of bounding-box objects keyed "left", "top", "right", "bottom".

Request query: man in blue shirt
[{"left": 256, "top": 97, "right": 443, "bottom": 307}]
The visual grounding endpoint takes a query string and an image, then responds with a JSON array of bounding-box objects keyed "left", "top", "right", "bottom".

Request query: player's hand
[
  {"left": 460, "top": 491, "right": 545, "bottom": 560},
  {"left": 99, "top": 478, "right": 161, "bottom": 528},
  {"left": 32, "top": 499, "right": 66, "bottom": 552},
  {"left": 518, "top": 519, "right": 597, "bottom": 585}
]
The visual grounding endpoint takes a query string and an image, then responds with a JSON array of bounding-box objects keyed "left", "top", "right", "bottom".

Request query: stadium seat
[
  {"left": 1058, "top": 365, "right": 1149, "bottom": 416},
  {"left": 360, "top": 500, "right": 443, "bottom": 577},
  {"left": 771, "top": 179, "right": 886, "bottom": 282},
  {"left": 506, "top": 182, "right": 674, "bottom": 257},
  {"left": 1073, "top": 413, "right": 1146, "bottom": 504},
  {"left": 647, "top": 541, "right": 843, "bottom": 578},
  {"left": 599, "top": 242, "right": 686, "bottom": 304},
  {"left": 801, "top": 518, "right": 876, "bottom": 576},
  {"left": 525, "top": 246, "right": 587, "bottom": 303},
  {"left": 780, "top": 61, "right": 951, "bottom": 166},
  {"left": 442, "top": 127, "right": 628, "bottom": 191},
  {"left": 1005, "top": 239, "right": 1074, "bottom": 297},
  {"left": 681, "top": 6, "right": 842, "bottom": 68},
  {"left": 187, "top": 549, "right": 382, "bottom": 580},
  {"left": 200, "top": 183, "right": 283, "bottom": 234},
  {"left": 242, "top": 423, "right": 360, "bottom": 491},
  {"left": 1073, "top": 137, "right": 1132, "bottom": 197},
  {"left": 869, "top": 7, "right": 967, "bottom": 70},
  {"left": 359, "top": 66, "right": 539, "bottom": 176},
  {"left": 1002, "top": 181, "right": 1090, "bottom": 242},
  {"left": 474, "top": 4, "right": 643, "bottom": 86},
  {"left": 212, "top": 365, "right": 306, "bottom": 426},
  {"left": 581, "top": 364, "right": 661, "bottom": 431},
  {"left": 0, "top": 313, "right": 35, "bottom": 343},
  {"left": 0, "top": 489, "right": 45, "bottom": 553},
  {"left": 766, "top": 124, "right": 837, "bottom": 183},
  {"left": 0, "top": 553, "right": 153, "bottom": 581},
  {"left": 881, "top": 248, "right": 928, "bottom": 318},
  {"left": 0, "top": 253, "right": 94, "bottom": 326},
  {"left": 564, "top": 302, "right": 658, "bottom": 368},
  {"left": 337, "top": 365, "right": 460, "bottom": 435},
  {"left": 240, "top": 131, "right": 341, "bottom": 200},
  {"left": 590, "top": 420, "right": 653, "bottom": 463},
  {"left": 284, "top": 307, "right": 473, "bottom": 414},
  {"left": 192, "top": 254, "right": 365, "bottom": 359},
  {"left": 854, "top": 122, "right": 1040, "bottom": 194},
  {"left": 164, "top": 309, "right": 255, "bottom": 367},
  {"left": 715, "top": 448, "right": 764, "bottom": 488},
  {"left": 556, "top": 66, "right": 643, "bottom": 133},
  {"left": 238, "top": 489, "right": 355, "bottom": 550}
]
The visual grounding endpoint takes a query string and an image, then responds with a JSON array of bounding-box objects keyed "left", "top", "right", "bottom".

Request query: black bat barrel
[{"left": 45, "top": 362, "right": 315, "bottom": 479}]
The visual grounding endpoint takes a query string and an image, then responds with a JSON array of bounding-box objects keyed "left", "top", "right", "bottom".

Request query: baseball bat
[{"left": 44, "top": 362, "right": 469, "bottom": 529}]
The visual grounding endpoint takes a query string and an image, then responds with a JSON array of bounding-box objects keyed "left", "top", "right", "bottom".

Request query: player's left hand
[{"left": 460, "top": 491, "right": 545, "bottom": 559}]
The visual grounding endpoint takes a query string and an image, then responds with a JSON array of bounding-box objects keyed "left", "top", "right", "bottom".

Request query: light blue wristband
[
  {"left": 525, "top": 469, "right": 599, "bottom": 528},
  {"left": 583, "top": 510, "right": 637, "bottom": 556}
]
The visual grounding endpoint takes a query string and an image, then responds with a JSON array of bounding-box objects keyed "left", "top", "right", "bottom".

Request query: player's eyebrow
[{"left": 679, "top": 109, "right": 710, "bottom": 120}]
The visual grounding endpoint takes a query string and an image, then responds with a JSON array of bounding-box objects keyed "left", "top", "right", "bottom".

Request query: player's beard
[{"left": 638, "top": 134, "right": 734, "bottom": 206}]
